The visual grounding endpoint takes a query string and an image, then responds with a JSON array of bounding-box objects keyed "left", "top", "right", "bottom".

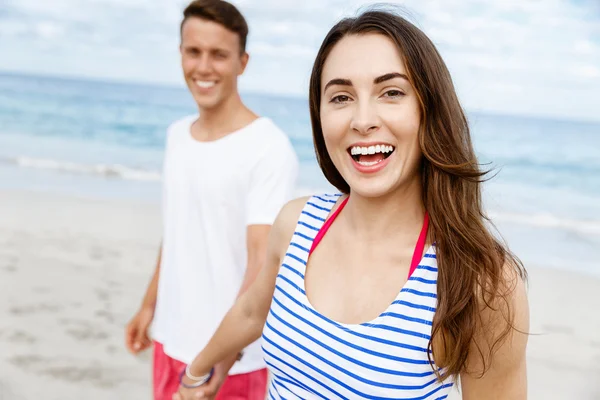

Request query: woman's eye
[
  {"left": 384, "top": 90, "right": 404, "bottom": 98},
  {"left": 331, "top": 95, "right": 351, "bottom": 104}
]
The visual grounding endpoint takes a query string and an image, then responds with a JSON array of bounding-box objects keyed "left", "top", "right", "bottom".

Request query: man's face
[{"left": 180, "top": 17, "right": 248, "bottom": 110}]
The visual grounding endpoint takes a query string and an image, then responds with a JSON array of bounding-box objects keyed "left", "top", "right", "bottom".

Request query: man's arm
[
  {"left": 141, "top": 246, "right": 162, "bottom": 309},
  {"left": 125, "top": 245, "right": 162, "bottom": 354}
]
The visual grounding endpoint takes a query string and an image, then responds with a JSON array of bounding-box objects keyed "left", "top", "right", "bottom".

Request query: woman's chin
[{"left": 346, "top": 178, "right": 396, "bottom": 199}]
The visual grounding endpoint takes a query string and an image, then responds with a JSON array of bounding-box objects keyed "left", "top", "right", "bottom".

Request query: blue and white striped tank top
[{"left": 261, "top": 194, "right": 455, "bottom": 399}]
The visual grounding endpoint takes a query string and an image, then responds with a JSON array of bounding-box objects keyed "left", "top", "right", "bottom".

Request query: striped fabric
[{"left": 261, "top": 194, "right": 454, "bottom": 399}]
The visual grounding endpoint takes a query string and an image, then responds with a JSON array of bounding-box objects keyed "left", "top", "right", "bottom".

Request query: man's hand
[{"left": 125, "top": 306, "right": 154, "bottom": 354}]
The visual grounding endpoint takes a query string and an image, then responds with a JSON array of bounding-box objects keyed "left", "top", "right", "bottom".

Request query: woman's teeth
[
  {"left": 358, "top": 160, "right": 382, "bottom": 166},
  {"left": 349, "top": 144, "right": 395, "bottom": 166},
  {"left": 350, "top": 145, "right": 394, "bottom": 156}
]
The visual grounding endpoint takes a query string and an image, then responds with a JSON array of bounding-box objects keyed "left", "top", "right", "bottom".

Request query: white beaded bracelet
[{"left": 185, "top": 364, "right": 212, "bottom": 385}]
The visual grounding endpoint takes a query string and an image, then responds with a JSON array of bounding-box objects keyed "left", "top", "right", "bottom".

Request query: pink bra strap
[
  {"left": 408, "top": 212, "right": 429, "bottom": 278},
  {"left": 309, "top": 196, "right": 349, "bottom": 255}
]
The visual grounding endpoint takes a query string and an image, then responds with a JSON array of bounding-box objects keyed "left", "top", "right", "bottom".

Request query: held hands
[
  {"left": 173, "top": 363, "right": 227, "bottom": 400},
  {"left": 124, "top": 306, "right": 154, "bottom": 354}
]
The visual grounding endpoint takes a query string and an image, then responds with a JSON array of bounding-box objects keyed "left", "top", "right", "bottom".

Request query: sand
[{"left": 0, "top": 189, "right": 598, "bottom": 399}]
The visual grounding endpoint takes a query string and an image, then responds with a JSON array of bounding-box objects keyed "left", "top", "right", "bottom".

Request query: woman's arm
[
  {"left": 460, "top": 266, "right": 530, "bottom": 399},
  {"left": 175, "top": 197, "right": 309, "bottom": 399}
]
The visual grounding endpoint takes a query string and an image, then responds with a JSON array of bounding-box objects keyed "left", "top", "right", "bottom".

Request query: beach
[
  {"left": 0, "top": 189, "right": 598, "bottom": 399},
  {"left": 0, "top": 190, "right": 158, "bottom": 399}
]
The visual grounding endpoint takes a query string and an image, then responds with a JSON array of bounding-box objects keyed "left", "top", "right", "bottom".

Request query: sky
[{"left": 0, "top": 0, "right": 599, "bottom": 121}]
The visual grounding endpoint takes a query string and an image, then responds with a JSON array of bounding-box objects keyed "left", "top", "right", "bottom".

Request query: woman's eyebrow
[
  {"left": 374, "top": 72, "right": 408, "bottom": 84},
  {"left": 324, "top": 73, "right": 408, "bottom": 92},
  {"left": 323, "top": 78, "right": 352, "bottom": 92}
]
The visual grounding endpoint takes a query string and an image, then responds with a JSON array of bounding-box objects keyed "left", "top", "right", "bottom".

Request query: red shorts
[{"left": 153, "top": 342, "right": 268, "bottom": 400}]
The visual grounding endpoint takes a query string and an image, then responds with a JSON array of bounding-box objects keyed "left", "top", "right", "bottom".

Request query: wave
[
  {"left": 1, "top": 156, "right": 161, "bottom": 182},
  {"left": 488, "top": 211, "right": 600, "bottom": 237},
  {"left": 492, "top": 156, "right": 600, "bottom": 174},
  {"left": 3, "top": 155, "right": 599, "bottom": 237}
]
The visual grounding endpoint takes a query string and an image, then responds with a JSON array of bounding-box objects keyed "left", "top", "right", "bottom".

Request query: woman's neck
[{"left": 342, "top": 175, "right": 425, "bottom": 243}]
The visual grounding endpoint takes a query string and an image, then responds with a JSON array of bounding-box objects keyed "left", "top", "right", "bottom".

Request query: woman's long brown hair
[{"left": 308, "top": 9, "right": 526, "bottom": 380}]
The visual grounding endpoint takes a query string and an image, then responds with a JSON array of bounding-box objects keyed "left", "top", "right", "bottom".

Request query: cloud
[
  {"left": 574, "top": 40, "right": 597, "bottom": 55},
  {"left": 35, "top": 21, "right": 65, "bottom": 39},
  {"left": 573, "top": 64, "right": 600, "bottom": 78},
  {"left": 0, "top": 0, "right": 599, "bottom": 121}
]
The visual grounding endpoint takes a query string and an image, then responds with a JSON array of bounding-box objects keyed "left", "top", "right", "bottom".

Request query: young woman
[{"left": 175, "top": 8, "right": 529, "bottom": 400}]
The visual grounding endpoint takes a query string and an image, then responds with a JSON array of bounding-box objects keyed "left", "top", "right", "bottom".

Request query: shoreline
[{"left": 1, "top": 189, "right": 599, "bottom": 399}]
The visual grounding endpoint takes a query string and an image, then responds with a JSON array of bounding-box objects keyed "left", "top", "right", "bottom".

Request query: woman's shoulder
[
  {"left": 277, "top": 196, "right": 313, "bottom": 228},
  {"left": 266, "top": 196, "right": 312, "bottom": 261},
  {"left": 280, "top": 192, "right": 342, "bottom": 221},
  {"left": 270, "top": 193, "right": 341, "bottom": 248}
]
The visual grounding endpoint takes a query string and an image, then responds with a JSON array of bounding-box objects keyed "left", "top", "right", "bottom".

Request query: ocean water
[{"left": 1, "top": 72, "right": 599, "bottom": 276}]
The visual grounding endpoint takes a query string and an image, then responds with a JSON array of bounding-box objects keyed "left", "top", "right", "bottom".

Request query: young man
[{"left": 124, "top": 1, "right": 299, "bottom": 399}]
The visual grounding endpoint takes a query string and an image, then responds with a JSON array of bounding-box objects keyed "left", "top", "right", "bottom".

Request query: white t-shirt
[{"left": 152, "top": 115, "right": 299, "bottom": 374}]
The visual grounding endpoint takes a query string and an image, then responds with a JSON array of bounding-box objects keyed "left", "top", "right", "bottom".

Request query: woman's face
[{"left": 320, "top": 33, "right": 422, "bottom": 198}]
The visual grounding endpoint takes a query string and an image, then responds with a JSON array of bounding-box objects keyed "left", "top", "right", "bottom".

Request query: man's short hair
[{"left": 181, "top": 0, "right": 249, "bottom": 53}]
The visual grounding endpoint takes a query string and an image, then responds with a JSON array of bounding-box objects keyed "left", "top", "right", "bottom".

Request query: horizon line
[{"left": 1, "top": 68, "right": 599, "bottom": 125}]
